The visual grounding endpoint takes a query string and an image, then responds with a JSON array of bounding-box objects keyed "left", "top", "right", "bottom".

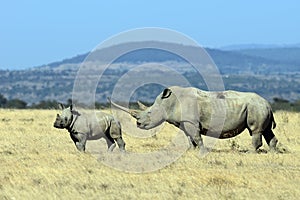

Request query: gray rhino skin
[
  {"left": 110, "top": 86, "right": 278, "bottom": 152},
  {"left": 53, "top": 104, "right": 125, "bottom": 152}
]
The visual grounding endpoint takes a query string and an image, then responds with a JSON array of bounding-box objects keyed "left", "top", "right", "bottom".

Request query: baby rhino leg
[
  {"left": 72, "top": 132, "right": 87, "bottom": 152},
  {"left": 109, "top": 120, "right": 126, "bottom": 152}
]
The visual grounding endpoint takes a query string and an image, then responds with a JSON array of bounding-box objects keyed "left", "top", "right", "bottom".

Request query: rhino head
[
  {"left": 109, "top": 88, "right": 178, "bottom": 130},
  {"left": 53, "top": 103, "right": 75, "bottom": 129}
]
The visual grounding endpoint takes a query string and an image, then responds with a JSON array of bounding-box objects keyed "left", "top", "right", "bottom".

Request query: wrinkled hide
[{"left": 110, "top": 86, "right": 278, "bottom": 152}]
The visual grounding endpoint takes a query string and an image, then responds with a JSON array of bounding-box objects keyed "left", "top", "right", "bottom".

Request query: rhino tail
[{"left": 271, "top": 113, "right": 276, "bottom": 129}]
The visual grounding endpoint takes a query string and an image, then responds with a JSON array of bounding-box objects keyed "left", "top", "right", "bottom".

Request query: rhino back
[
  {"left": 87, "top": 112, "right": 113, "bottom": 138},
  {"left": 71, "top": 112, "right": 113, "bottom": 138},
  {"left": 196, "top": 90, "right": 272, "bottom": 132}
]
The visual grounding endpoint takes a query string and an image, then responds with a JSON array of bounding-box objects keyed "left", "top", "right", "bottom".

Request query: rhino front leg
[
  {"left": 181, "top": 122, "right": 206, "bottom": 153},
  {"left": 74, "top": 132, "right": 87, "bottom": 152}
]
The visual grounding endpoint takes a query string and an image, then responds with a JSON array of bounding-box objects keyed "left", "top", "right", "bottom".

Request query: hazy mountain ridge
[
  {"left": 0, "top": 41, "right": 299, "bottom": 104},
  {"left": 42, "top": 42, "right": 299, "bottom": 74},
  {"left": 220, "top": 43, "right": 300, "bottom": 50}
]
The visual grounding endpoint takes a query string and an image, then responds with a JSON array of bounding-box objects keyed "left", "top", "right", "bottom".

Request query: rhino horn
[
  {"left": 137, "top": 101, "right": 148, "bottom": 111},
  {"left": 107, "top": 98, "right": 139, "bottom": 119}
]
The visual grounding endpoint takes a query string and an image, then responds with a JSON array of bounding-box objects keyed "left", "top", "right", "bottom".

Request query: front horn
[{"left": 107, "top": 98, "right": 139, "bottom": 118}]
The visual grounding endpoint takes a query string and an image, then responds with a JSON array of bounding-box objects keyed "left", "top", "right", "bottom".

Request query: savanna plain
[{"left": 0, "top": 109, "right": 299, "bottom": 199}]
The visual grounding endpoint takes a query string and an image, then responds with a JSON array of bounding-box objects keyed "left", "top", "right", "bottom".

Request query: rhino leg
[
  {"left": 187, "top": 136, "right": 198, "bottom": 149},
  {"left": 263, "top": 129, "right": 278, "bottom": 152},
  {"left": 253, "top": 133, "right": 263, "bottom": 150},
  {"left": 105, "top": 136, "right": 116, "bottom": 152},
  {"left": 115, "top": 137, "right": 126, "bottom": 153},
  {"left": 181, "top": 122, "right": 206, "bottom": 153},
  {"left": 249, "top": 131, "right": 263, "bottom": 153},
  {"left": 108, "top": 143, "right": 116, "bottom": 152},
  {"left": 108, "top": 120, "right": 126, "bottom": 152},
  {"left": 73, "top": 133, "right": 87, "bottom": 152}
]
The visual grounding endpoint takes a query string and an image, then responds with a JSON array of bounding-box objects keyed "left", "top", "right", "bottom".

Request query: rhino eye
[
  {"left": 64, "top": 117, "right": 68, "bottom": 121},
  {"left": 162, "top": 88, "right": 172, "bottom": 99}
]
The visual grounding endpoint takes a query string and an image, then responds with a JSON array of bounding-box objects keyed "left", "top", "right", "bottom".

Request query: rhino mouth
[
  {"left": 54, "top": 124, "right": 62, "bottom": 128},
  {"left": 53, "top": 123, "right": 64, "bottom": 129},
  {"left": 136, "top": 121, "right": 142, "bottom": 127},
  {"left": 137, "top": 121, "right": 149, "bottom": 129}
]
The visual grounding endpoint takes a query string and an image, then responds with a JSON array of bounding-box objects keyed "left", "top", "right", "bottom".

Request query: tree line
[{"left": 0, "top": 94, "right": 299, "bottom": 112}]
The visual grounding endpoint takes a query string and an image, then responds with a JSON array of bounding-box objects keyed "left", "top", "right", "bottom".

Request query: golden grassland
[{"left": 0, "top": 109, "right": 299, "bottom": 199}]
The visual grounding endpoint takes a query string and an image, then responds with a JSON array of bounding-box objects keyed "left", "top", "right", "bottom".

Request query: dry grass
[{"left": 0, "top": 109, "right": 299, "bottom": 199}]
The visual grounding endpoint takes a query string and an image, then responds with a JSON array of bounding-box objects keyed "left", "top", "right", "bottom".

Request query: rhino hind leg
[
  {"left": 187, "top": 136, "right": 198, "bottom": 149},
  {"left": 108, "top": 120, "right": 126, "bottom": 152},
  {"left": 252, "top": 133, "right": 263, "bottom": 151},
  {"left": 115, "top": 137, "right": 126, "bottom": 152},
  {"left": 106, "top": 137, "right": 116, "bottom": 152},
  {"left": 105, "top": 137, "right": 125, "bottom": 153},
  {"left": 247, "top": 121, "right": 264, "bottom": 152},
  {"left": 263, "top": 129, "right": 278, "bottom": 152},
  {"left": 248, "top": 130, "right": 263, "bottom": 153}
]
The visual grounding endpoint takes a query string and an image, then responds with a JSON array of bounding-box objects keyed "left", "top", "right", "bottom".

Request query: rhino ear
[
  {"left": 58, "top": 103, "right": 65, "bottom": 110},
  {"left": 162, "top": 88, "right": 172, "bottom": 99}
]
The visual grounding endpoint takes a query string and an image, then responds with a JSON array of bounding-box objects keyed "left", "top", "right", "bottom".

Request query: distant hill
[
  {"left": 234, "top": 48, "right": 300, "bottom": 65},
  {"left": 42, "top": 41, "right": 299, "bottom": 74},
  {"left": 220, "top": 43, "right": 300, "bottom": 50},
  {"left": 1, "top": 41, "right": 299, "bottom": 105}
]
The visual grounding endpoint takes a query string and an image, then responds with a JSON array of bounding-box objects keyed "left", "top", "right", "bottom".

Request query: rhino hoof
[
  {"left": 108, "top": 143, "right": 117, "bottom": 152},
  {"left": 199, "top": 147, "right": 209, "bottom": 156}
]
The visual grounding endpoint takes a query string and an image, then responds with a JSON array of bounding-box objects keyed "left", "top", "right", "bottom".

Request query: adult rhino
[
  {"left": 109, "top": 86, "right": 278, "bottom": 153},
  {"left": 53, "top": 104, "right": 125, "bottom": 152}
]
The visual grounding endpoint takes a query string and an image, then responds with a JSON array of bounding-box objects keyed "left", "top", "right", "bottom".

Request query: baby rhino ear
[
  {"left": 70, "top": 104, "right": 77, "bottom": 111},
  {"left": 70, "top": 104, "right": 81, "bottom": 116},
  {"left": 162, "top": 88, "right": 172, "bottom": 99},
  {"left": 58, "top": 103, "right": 65, "bottom": 110}
]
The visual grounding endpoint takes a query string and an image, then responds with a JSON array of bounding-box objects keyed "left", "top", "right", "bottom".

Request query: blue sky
[{"left": 0, "top": 0, "right": 299, "bottom": 69}]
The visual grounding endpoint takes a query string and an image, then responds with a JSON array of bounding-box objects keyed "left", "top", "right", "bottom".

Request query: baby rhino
[{"left": 53, "top": 104, "right": 125, "bottom": 152}]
